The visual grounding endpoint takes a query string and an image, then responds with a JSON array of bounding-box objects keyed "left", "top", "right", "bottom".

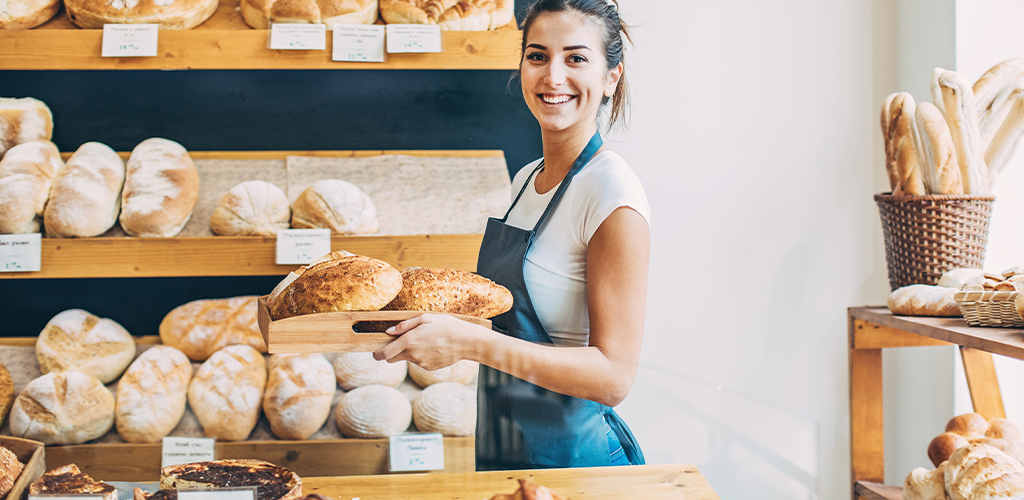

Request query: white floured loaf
[
  {"left": 408, "top": 359, "right": 478, "bottom": 387},
  {"left": 36, "top": 308, "right": 136, "bottom": 384},
  {"left": 887, "top": 284, "right": 960, "bottom": 317},
  {"left": 187, "top": 344, "right": 267, "bottom": 441},
  {"left": 0, "top": 140, "right": 63, "bottom": 234},
  {"left": 333, "top": 352, "right": 407, "bottom": 391},
  {"left": 263, "top": 353, "right": 335, "bottom": 440},
  {"left": 290, "top": 179, "right": 378, "bottom": 235},
  {"left": 240, "top": 0, "right": 377, "bottom": 29},
  {"left": 115, "top": 345, "right": 193, "bottom": 443},
  {"left": 0, "top": 98, "right": 52, "bottom": 159},
  {"left": 44, "top": 142, "right": 126, "bottom": 238},
  {"left": 210, "top": 180, "right": 291, "bottom": 237},
  {"left": 65, "top": 0, "right": 218, "bottom": 28},
  {"left": 159, "top": 296, "right": 266, "bottom": 361},
  {"left": 10, "top": 371, "right": 115, "bottom": 445},
  {"left": 120, "top": 138, "right": 199, "bottom": 238},
  {"left": 334, "top": 384, "right": 411, "bottom": 438},
  {"left": 412, "top": 382, "right": 475, "bottom": 436},
  {"left": 0, "top": 0, "right": 61, "bottom": 28}
]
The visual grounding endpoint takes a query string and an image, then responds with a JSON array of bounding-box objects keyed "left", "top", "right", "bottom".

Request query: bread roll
[
  {"left": 334, "top": 384, "right": 411, "bottom": 438},
  {"left": 412, "top": 382, "right": 475, "bottom": 436},
  {"left": 948, "top": 413, "right": 990, "bottom": 440},
  {"left": 270, "top": 255, "right": 402, "bottom": 320},
  {"left": 929, "top": 432, "right": 971, "bottom": 467},
  {"left": 115, "top": 345, "right": 193, "bottom": 443},
  {"left": 30, "top": 464, "right": 116, "bottom": 500},
  {"left": 333, "top": 352, "right": 407, "bottom": 391},
  {"left": 290, "top": 179, "right": 378, "bottom": 235},
  {"left": 36, "top": 309, "right": 136, "bottom": 384},
  {"left": 210, "top": 180, "right": 290, "bottom": 237},
  {"left": 409, "top": 359, "right": 477, "bottom": 388},
  {"left": 159, "top": 296, "right": 266, "bottom": 361},
  {"left": 941, "top": 70, "right": 990, "bottom": 194},
  {"left": 10, "top": 371, "right": 115, "bottom": 445},
  {"left": 903, "top": 462, "right": 946, "bottom": 500},
  {"left": 0, "top": 140, "right": 62, "bottom": 234},
  {"left": 886, "top": 285, "right": 960, "bottom": 317},
  {"left": 64, "top": 0, "right": 218, "bottom": 28},
  {"left": 120, "top": 138, "right": 199, "bottom": 238},
  {"left": 888, "top": 92, "right": 925, "bottom": 195},
  {"left": 0, "top": 364, "right": 13, "bottom": 425},
  {"left": 988, "top": 418, "right": 1023, "bottom": 441},
  {"left": 240, "top": 0, "right": 377, "bottom": 29},
  {"left": 915, "top": 102, "right": 963, "bottom": 195},
  {"left": 263, "top": 354, "right": 335, "bottom": 440},
  {"left": 380, "top": 0, "right": 512, "bottom": 30},
  {"left": 0, "top": 446, "right": 22, "bottom": 500},
  {"left": 0, "top": 0, "right": 61, "bottom": 28},
  {"left": 0, "top": 98, "right": 52, "bottom": 159},
  {"left": 44, "top": 142, "right": 126, "bottom": 238},
  {"left": 187, "top": 345, "right": 267, "bottom": 441},
  {"left": 945, "top": 443, "right": 1024, "bottom": 500},
  {"left": 939, "top": 268, "right": 985, "bottom": 290}
]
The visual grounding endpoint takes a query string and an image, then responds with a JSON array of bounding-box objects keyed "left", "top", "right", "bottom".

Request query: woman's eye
[
  {"left": 568, "top": 54, "right": 587, "bottom": 64},
  {"left": 526, "top": 52, "right": 546, "bottom": 61}
]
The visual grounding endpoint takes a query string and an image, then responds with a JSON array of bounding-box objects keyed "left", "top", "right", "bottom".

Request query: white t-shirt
[{"left": 504, "top": 151, "right": 650, "bottom": 347}]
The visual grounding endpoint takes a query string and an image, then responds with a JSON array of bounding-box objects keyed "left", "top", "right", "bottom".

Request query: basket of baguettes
[
  {"left": 886, "top": 267, "right": 1024, "bottom": 327},
  {"left": 876, "top": 59, "right": 1024, "bottom": 290},
  {"left": 259, "top": 250, "right": 513, "bottom": 353}
]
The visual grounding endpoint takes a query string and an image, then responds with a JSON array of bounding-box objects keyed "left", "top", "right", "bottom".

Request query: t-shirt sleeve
[{"left": 573, "top": 157, "right": 651, "bottom": 246}]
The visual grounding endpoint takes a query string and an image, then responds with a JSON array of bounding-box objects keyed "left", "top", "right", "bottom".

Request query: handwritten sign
[
  {"left": 276, "top": 229, "right": 331, "bottom": 265},
  {"left": 389, "top": 433, "right": 444, "bottom": 471},
  {"left": 270, "top": 23, "right": 327, "bottom": 50},
  {"left": 0, "top": 233, "right": 41, "bottom": 272},
  {"left": 385, "top": 24, "right": 442, "bottom": 53},
  {"left": 162, "top": 437, "right": 215, "bottom": 467},
  {"left": 333, "top": 24, "right": 385, "bottom": 62},
  {"left": 102, "top": 24, "right": 158, "bottom": 57}
]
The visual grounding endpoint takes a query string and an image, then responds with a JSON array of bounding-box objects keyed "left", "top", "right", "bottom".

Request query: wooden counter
[{"left": 302, "top": 464, "right": 721, "bottom": 499}]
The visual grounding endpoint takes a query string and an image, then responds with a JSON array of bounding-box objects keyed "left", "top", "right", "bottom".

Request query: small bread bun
[
  {"left": 929, "top": 432, "right": 971, "bottom": 467},
  {"left": 946, "top": 413, "right": 989, "bottom": 440}
]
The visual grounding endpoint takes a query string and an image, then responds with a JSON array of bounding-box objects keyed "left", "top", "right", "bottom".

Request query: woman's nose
[{"left": 544, "top": 60, "right": 567, "bottom": 86}]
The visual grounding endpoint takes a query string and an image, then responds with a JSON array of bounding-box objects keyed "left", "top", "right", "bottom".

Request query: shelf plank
[
  {"left": 854, "top": 481, "right": 901, "bottom": 500},
  {"left": 849, "top": 307, "right": 1024, "bottom": 362},
  {"left": 851, "top": 319, "right": 952, "bottom": 349}
]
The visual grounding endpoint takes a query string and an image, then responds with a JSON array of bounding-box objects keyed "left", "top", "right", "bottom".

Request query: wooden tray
[
  {"left": 257, "top": 296, "right": 491, "bottom": 353},
  {"left": 0, "top": 436, "right": 45, "bottom": 500}
]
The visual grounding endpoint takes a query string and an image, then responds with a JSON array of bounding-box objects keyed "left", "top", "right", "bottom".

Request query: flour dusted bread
[
  {"left": 263, "top": 354, "right": 335, "bottom": 440},
  {"left": 0, "top": 0, "right": 61, "bottom": 28},
  {"left": 335, "top": 384, "right": 411, "bottom": 438},
  {"left": 158, "top": 460, "right": 301, "bottom": 500},
  {"left": 333, "top": 352, "right": 407, "bottom": 391},
  {"left": 903, "top": 463, "right": 946, "bottom": 500},
  {"left": 928, "top": 413, "right": 1024, "bottom": 467},
  {"left": 0, "top": 98, "right": 52, "bottom": 159},
  {"left": 887, "top": 284, "right": 960, "bottom": 317},
  {"left": 160, "top": 296, "right": 266, "bottom": 361},
  {"left": 36, "top": 308, "right": 136, "bottom": 384},
  {"left": 412, "top": 382, "right": 475, "bottom": 436},
  {"left": 10, "top": 371, "right": 115, "bottom": 445},
  {"left": 241, "top": 0, "right": 376, "bottom": 29},
  {"left": 0, "top": 364, "right": 13, "bottom": 425},
  {"left": 270, "top": 254, "right": 402, "bottom": 320},
  {"left": 291, "top": 179, "right": 378, "bottom": 235},
  {"left": 409, "top": 359, "right": 477, "bottom": 387},
  {"left": 115, "top": 345, "right": 193, "bottom": 443},
  {"left": 44, "top": 142, "right": 126, "bottom": 238},
  {"left": 65, "top": 0, "right": 218, "bottom": 28},
  {"left": 120, "top": 138, "right": 199, "bottom": 238},
  {"left": 0, "top": 140, "right": 62, "bottom": 234},
  {"left": 30, "top": 464, "right": 116, "bottom": 500},
  {"left": 188, "top": 345, "right": 267, "bottom": 441},
  {"left": 380, "top": 0, "right": 512, "bottom": 30},
  {"left": 945, "top": 443, "right": 1024, "bottom": 500},
  {"left": 211, "top": 180, "right": 291, "bottom": 237}
]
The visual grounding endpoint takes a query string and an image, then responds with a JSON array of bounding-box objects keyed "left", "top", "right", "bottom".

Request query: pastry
[
  {"left": 380, "top": 0, "right": 513, "bottom": 30},
  {"left": 159, "top": 296, "right": 266, "bottom": 361},
  {"left": 115, "top": 345, "right": 193, "bottom": 443},
  {"left": 10, "top": 371, "right": 115, "bottom": 445},
  {"left": 263, "top": 353, "right": 336, "bottom": 440},
  {"left": 120, "top": 138, "right": 199, "bottom": 238},
  {"left": 36, "top": 308, "right": 136, "bottom": 384},
  {"left": 290, "top": 179, "right": 378, "bottom": 235},
  {"left": 269, "top": 254, "right": 402, "bottom": 320},
  {"left": 44, "top": 142, "right": 126, "bottom": 238},
  {"left": 210, "top": 180, "right": 291, "bottom": 237},
  {"left": 240, "top": 0, "right": 377, "bottom": 29},
  {"left": 187, "top": 345, "right": 267, "bottom": 441},
  {"left": 0, "top": 140, "right": 63, "bottom": 234},
  {"left": 65, "top": 0, "right": 218, "bottom": 28},
  {"left": 157, "top": 460, "right": 301, "bottom": 500},
  {"left": 334, "top": 384, "right": 411, "bottom": 438},
  {"left": 30, "top": 464, "right": 116, "bottom": 500},
  {"left": 0, "top": 98, "right": 52, "bottom": 159}
]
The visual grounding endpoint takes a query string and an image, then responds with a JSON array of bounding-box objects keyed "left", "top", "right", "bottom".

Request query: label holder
[
  {"left": 0, "top": 233, "right": 41, "bottom": 272},
  {"left": 269, "top": 23, "right": 328, "bottom": 51},
  {"left": 389, "top": 433, "right": 445, "bottom": 472},
  {"left": 275, "top": 229, "right": 332, "bottom": 265}
]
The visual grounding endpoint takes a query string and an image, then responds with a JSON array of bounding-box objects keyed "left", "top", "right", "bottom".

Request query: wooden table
[
  {"left": 302, "top": 464, "right": 720, "bottom": 499},
  {"left": 848, "top": 307, "right": 1019, "bottom": 500}
]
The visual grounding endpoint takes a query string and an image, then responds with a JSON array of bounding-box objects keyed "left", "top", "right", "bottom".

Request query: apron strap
[
  {"left": 531, "top": 132, "right": 603, "bottom": 234},
  {"left": 606, "top": 411, "right": 646, "bottom": 465},
  {"left": 500, "top": 162, "right": 546, "bottom": 222}
]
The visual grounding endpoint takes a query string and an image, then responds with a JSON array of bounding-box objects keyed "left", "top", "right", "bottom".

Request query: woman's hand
[{"left": 372, "top": 314, "right": 483, "bottom": 371}]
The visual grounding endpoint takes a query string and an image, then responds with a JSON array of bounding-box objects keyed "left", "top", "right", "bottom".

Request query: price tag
[
  {"left": 332, "top": 24, "right": 385, "bottom": 62},
  {"left": 0, "top": 233, "right": 41, "bottom": 272},
  {"left": 177, "top": 488, "right": 256, "bottom": 500},
  {"left": 269, "top": 23, "right": 327, "bottom": 50},
  {"left": 389, "top": 433, "right": 444, "bottom": 471},
  {"left": 101, "top": 24, "right": 158, "bottom": 57},
  {"left": 276, "top": 229, "right": 331, "bottom": 265},
  {"left": 385, "top": 24, "right": 442, "bottom": 53},
  {"left": 162, "top": 437, "right": 215, "bottom": 467}
]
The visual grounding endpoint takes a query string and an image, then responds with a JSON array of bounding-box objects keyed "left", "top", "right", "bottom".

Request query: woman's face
[{"left": 521, "top": 11, "right": 622, "bottom": 134}]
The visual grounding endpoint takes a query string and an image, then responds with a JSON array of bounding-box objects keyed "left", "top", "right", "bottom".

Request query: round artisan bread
[
  {"left": 64, "top": 0, "right": 218, "bottom": 28},
  {"left": 159, "top": 296, "right": 266, "bottom": 361},
  {"left": 120, "top": 138, "right": 199, "bottom": 238},
  {"left": 10, "top": 371, "right": 115, "bottom": 445},
  {"left": 290, "top": 179, "right": 378, "bottom": 235},
  {"left": 0, "top": 98, "right": 53, "bottom": 159},
  {"left": 269, "top": 254, "right": 402, "bottom": 320},
  {"left": 0, "top": 0, "right": 61, "bottom": 28},
  {"left": 187, "top": 345, "right": 267, "bottom": 441},
  {"left": 0, "top": 139, "right": 63, "bottom": 234},
  {"left": 263, "top": 353, "right": 336, "bottom": 440},
  {"left": 44, "top": 142, "right": 126, "bottom": 238},
  {"left": 333, "top": 352, "right": 407, "bottom": 391},
  {"left": 240, "top": 0, "right": 377, "bottom": 29},
  {"left": 408, "top": 359, "right": 477, "bottom": 388},
  {"left": 115, "top": 345, "right": 193, "bottom": 443},
  {"left": 334, "top": 384, "right": 411, "bottom": 438},
  {"left": 210, "top": 180, "right": 291, "bottom": 237},
  {"left": 36, "top": 309, "right": 137, "bottom": 384},
  {"left": 412, "top": 382, "right": 475, "bottom": 436}
]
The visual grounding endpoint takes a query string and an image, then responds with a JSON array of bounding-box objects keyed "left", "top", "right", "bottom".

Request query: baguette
[
  {"left": 979, "top": 79, "right": 1023, "bottom": 151},
  {"left": 888, "top": 93, "right": 926, "bottom": 195},
  {"left": 973, "top": 58, "right": 1024, "bottom": 119},
  {"left": 984, "top": 86, "right": 1024, "bottom": 187},
  {"left": 887, "top": 284, "right": 960, "bottom": 317},
  {"left": 931, "top": 67, "right": 947, "bottom": 114},
  {"left": 915, "top": 102, "right": 963, "bottom": 194},
  {"left": 881, "top": 92, "right": 899, "bottom": 191},
  {"left": 941, "top": 70, "right": 990, "bottom": 194}
]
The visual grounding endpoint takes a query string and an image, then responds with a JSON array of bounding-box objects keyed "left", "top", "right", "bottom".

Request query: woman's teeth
[{"left": 541, "top": 94, "right": 573, "bottom": 104}]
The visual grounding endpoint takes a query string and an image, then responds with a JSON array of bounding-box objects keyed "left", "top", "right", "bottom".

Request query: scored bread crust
[
  {"left": 240, "top": 0, "right": 377, "bottom": 29},
  {"left": 210, "top": 180, "right": 291, "bottom": 237},
  {"left": 160, "top": 459, "right": 301, "bottom": 500},
  {"left": 36, "top": 309, "right": 137, "bottom": 384},
  {"left": 159, "top": 296, "right": 266, "bottom": 361},
  {"left": 270, "top": 255, "right": 402, "bottom": 320},
  {"left": 64, "top": 0, "right": 218, "bottom": 28},
  {"left": 380, "top": 0, "right": 512, "bottom": 30}
]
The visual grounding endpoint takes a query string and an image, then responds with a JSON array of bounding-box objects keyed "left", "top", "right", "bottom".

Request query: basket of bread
[{"left": 875, "top": 59, "right": 1024, "bottom": 290}]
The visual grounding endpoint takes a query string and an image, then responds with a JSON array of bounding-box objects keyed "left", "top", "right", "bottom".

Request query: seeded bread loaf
[{"left": 0, "top": 446, "right": 22, "bottom": 500}]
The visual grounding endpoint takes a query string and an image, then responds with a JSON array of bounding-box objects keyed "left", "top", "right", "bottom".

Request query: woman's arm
[{"left": 373, "top": 206, "right": 649, "bottom": 407}]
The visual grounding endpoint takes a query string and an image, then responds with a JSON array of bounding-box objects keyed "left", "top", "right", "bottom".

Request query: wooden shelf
[
  {"left": 850, "top": 307, "right": 1024, "bottom": 362},
  {"left": 0, "top": 2, "right": 522, "bottom": 70},
  {"left": 854, "top": 481, "right": 901, "bottom": 500}
]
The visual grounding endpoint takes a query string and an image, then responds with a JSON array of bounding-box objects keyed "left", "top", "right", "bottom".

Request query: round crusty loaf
[
  {"left": 0, "top": 98, "right": 53, "bottom": 159},
  {"left": 408, "top": 359, "right": 478, "bottom": 388},
  {"left": 333, "top": 352, "right": 407, "bottom": 391},
  {"left": 120, "top": 138, "right": 199, "bottom": 238},
  {"left": 44, "top": 142, "right": 126, "bottom": 238},
  {"left": 270, "top": 255, "right": 402, "bottom": 320},
  {"left": 65, "top": 0, "right": 217, "bottom": 28},
  {"left": 0, "top": 140, "right": 63, "bottom": 234},
  {"left": 10, "top": 371, "right": 115, "bottom": 445},
  {"left": 0, "top": 0, "right": 61, "bottom": 28},
  {"left": 210, "top": 180, "right": 291, "bottom": 237},
  {"left": 115, "top": 345, "right": 193, "bottom": 443},
  {"left": 904, "top": 463, "right": 946, "bottom": 500},
  {"left": 291, "top": 179, "right": 378, "bottom": 235},
  {"left": 160, "top": 296, "right": 266, "bottom": 361},
  {"left": 188, "top": 344, "right": 267, "bottom": 441},
  {"left": 335, "top": 384, "right": 411, "bottom": 438},
  {"left": 263, "top": 354, "right": 336, "bottom": 440},
  {"left": 36, "top": 309, "right": 137, "bottom": 384},
  {"left": 241, "top": 0, "right": 377, "bottom": 29},
  {"left": 412, "top": 382, "right": 475, "bottom": 436}
]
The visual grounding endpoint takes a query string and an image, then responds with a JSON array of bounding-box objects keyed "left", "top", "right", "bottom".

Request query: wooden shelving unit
[{"left": 0, "top": 1, "right": 521, "bottom": 70}]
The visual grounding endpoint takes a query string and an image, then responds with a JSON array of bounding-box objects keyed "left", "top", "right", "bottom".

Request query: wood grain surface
[
  {"left": 854, "top": 481, "right": 902, "bottom": 500},
  {"left": 960, "top": 346, "right": 1007, "bottom": 419},
  {"left": 849, "top": 307, "right": 1024, "bottom": 361}
]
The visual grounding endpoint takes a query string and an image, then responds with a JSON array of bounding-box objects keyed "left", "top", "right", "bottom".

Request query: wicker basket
[
  {"left": 875, "top": 193, "right": 995, "bottom": 290},
  {"left": 954, "top": 290, "right": 1024, "bottom": 328}
]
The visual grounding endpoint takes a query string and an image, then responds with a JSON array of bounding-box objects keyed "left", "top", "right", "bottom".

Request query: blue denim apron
[{"left": 474, "top": 132, "right": 645, "bottom": 468}]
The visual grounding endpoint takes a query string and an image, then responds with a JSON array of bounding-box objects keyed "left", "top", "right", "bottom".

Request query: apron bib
[{"left": 474, "top": 132, "right": 644, "bottom": 469}]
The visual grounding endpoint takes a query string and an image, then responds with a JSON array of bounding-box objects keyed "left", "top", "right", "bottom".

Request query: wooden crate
[{"left": 0, "top": 436, "right": 45, "bottom": 500}]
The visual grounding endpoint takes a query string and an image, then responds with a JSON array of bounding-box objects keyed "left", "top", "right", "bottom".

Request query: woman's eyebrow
[
  {"left": 564, "top": 45, "right": 592, "bottom": 51},
  {"left": 526, "top": 43, "right": 547, "bottom": 50}
]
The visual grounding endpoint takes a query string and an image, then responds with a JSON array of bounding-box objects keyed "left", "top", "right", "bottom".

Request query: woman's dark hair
[{"left": 520, "top": 0, "right": 632, "bottom": 129}]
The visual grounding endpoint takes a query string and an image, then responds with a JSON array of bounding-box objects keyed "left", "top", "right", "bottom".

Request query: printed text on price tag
[
  {"left": 0, "top": 233, "right": 41, "bottom": 272},
  {"left": 385, "top": 24, "right": 442, "bottom": 53},
  {"left": 276, "top": 229, "right": 332, "bottom": 265},
  {"left": 102, "top": 24, "right": 159, "bottom": 57},
  {"left": 270, "top": 23, "right": 327, "bottom": 50},
  {"left": 162, "top": 436, "right": 215, "bottom": 467},
  {"left": 333, "top": 24, "right": 385, "bottom": 62},
  {"left": 389, "top": 433, "right": 444, "bottom": 471}
]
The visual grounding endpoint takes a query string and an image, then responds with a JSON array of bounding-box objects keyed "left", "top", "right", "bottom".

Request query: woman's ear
[{"left": 604, "top": 62, "right": 623, "bottom": 97}]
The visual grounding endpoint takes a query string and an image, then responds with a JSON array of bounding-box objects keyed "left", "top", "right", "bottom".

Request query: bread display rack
[
  {"left": 848, "top": 307, "right": 1016, "bottom": 500},
  {"left": 0, "top": 0, "right": 521, "bottom": 70}
]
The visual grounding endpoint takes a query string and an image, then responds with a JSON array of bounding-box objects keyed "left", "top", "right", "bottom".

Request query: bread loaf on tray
[
  {"left": 270, "top": 254, "right": 402, "bottom": 320},
  {"left": 335, "top": 384, "right": 411, "bottom": 438},
  {"left": 887, "top": 284, "right": 960, "bottom": 317},
  {"left": 36, "top": 308, "right": 136, "bottom": 384},
  {"left": 44, "top": 142, "right": 126, "bottom": 238},
  {"left": 120, "top": 138, "right": 199, "bottom": 238},
  {"left": 0, "top": 140, "right": 63, "bottom": 234},
  {"left": 412, "top": 382, "right": 475, "bottom": 436},
  {"left": 0, "top": 98, "right": 52, "bottom": 159},
  {"left": 160, "top": 296, "right": 266, "bottom": 361},
  {"left": 188, "top": 344, "right": 267, "bottom": 441},
  {"left": 10, "top": 371, "right": 115, "bottom": 445},
  {"left": 115, "top": 345, "right": 193, "bottom": 443},
  {"left": 0, "top": 446, "right": 22, "bottom": 500},
  {"left": 263, "top": 353, "right": 336, "bottom": 440},
  {"left": 210, "top": 180, "right": 291, "bottom": 237},
  {"left": 409, "top": 359, "right": 478, "bottom": 387}
]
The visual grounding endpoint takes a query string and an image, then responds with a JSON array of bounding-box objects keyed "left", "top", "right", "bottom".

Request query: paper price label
[
  {"left": 332, "top": 24, "right": 385, "bottom": 62},
  {"left": 162, "top": 437, "right": 215, "bottom": 467},
  {"left": 385, "top": 24, "right": 442, "bottom": 53},
  {"left": 177, "top": 488, "right": 256, "bottom": 500},
  {"left": 270, "top": 23, "right": 327, "bottom": 50},
  {"left": 102, "top": 24, "right": 158, "bottom": 57},
  {"left": 389, "top": 433, "right": 444, "bottom": 472},
  {"left": 276, "top": 229, "right": 331, "bottom": 265},
  {"left": 0, "top": 233, "right": 41, "bottom": 272}
]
